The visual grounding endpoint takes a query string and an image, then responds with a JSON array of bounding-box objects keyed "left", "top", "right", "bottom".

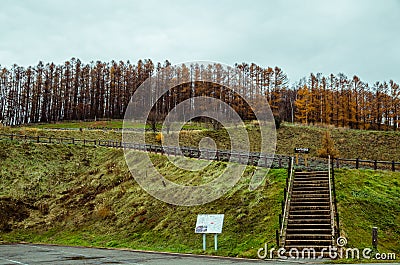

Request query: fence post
[
  {"left": 336, "top": 212, "right": 340, "bottom": 238},
  {"left": 278, "top": 214, "right": 282, "bottom": 229},
  {"left": 37, "top": 136, "right": 40, "bottom": 143},
  {"left": 392, "top": 161, "right": 395, "bottom": 172},
  {"left": 372, "top": 227, "right": 378, "bottom": 249},
  {"left": 374, "top": 160, "right": 377, "bottom": 170},
  {"left": 287, "top": 157, "right": 292, "bottom": 176},
  {"left": 279, "top": 157, "right": 282, "bottom": 168},
  {"left": 276, "top": 229, "right": 280, "bottom": 248},
  {"left": 283, "top": 188, "right": 287, "bottom": 202},
  {"left": 11, "top": 134, "right": 14, "bottom": 141},
  {"left": 356, "top": 158, "right": 359, "bottom": 169}
]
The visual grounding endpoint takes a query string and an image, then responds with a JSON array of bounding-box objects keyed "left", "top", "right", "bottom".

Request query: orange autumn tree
[
  {"left": 295, "top": 85, "right": 312, "bottom": 124},
  {"left": 317, "top": 131, "right": 340, "bottom": 159}
]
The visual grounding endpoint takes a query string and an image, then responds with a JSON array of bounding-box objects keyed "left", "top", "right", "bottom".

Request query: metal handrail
[
  {"left": 328, "top": 155, "right": 335, "bottom": 246},
  {"left": 280, "top": 156, "right": 295, "bottom": 246}
]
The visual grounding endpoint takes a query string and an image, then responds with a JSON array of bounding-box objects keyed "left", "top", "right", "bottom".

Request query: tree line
[{"left": 0, "top": 58, "right": 399, "bottom": 130}]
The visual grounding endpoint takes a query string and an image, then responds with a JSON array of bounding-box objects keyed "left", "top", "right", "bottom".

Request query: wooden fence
[{"left": 1, "top": 133, "right": 399, "bottom": 172}]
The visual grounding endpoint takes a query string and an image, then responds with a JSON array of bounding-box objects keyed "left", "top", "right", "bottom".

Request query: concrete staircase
[{"left": 284, "top": 171, "right": 333, "bottom": 258}]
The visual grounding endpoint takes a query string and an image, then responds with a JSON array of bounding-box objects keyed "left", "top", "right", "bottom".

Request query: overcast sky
[{"left": 0, "top": 0, "right": 399, "bottom": 84}]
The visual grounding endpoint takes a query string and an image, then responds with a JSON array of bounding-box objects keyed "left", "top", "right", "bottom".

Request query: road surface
[
  {"left": 0, "top": 243, "right": 283, "bottom": 265},
  {"left": 0, "top": 244, "right": 396, "bottom": 265}
]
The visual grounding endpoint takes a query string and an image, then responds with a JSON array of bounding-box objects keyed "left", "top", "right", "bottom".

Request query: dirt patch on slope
[{"left": 0, "top": 198, "right": 31, "bottom": 232}]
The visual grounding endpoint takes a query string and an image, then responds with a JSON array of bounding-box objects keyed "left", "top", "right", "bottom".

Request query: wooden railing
[{"left": 1, "top": 133, "right": 399, "bottom": 171}]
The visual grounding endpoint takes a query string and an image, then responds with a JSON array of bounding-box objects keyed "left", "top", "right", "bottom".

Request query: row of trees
[
  {"left": 0, "top": 58, "right": 155, "bottom": 125},
  {"left": 0, "top": 58, "right": 399, "bottom": 130},
  {"left": 294, "top": 74, "right": 400, "bottom": 130}
]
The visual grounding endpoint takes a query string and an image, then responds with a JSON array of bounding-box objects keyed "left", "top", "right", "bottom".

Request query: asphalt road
[
  {"left": 0, "top": 244, "right": 397, "bottom": 265},
  {"left": 0, "top": 244, "right": 282, "bottom": 265}
]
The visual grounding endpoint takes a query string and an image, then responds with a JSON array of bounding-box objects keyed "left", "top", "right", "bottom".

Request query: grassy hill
[
  {"left": 0, "top": 140, "right": 399, "bottom": 260},
  {"left": 0, "top": 141, "right": 285, "bottom": 257}
]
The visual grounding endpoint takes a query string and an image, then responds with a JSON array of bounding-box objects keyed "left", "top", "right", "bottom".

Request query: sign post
[
  {"left": 195, "top": 214, "right": 224, "bottom": 251},
  {"left": 294, "top": 148, "right": 310, "bottom": 166}
]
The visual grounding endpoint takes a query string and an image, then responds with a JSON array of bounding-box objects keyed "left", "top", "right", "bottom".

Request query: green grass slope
[
  {"left": 0, "top": 141, "right": 285, "bottom": 258},
  {"left": 335, "top": 169, "right": 400, "bottom": 255}
]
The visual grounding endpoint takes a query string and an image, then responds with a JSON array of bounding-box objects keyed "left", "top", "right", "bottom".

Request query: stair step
[
  {"left": 292, "top": 188, "right": 329, "bottom": 192},
  {"left": 291, "top": 198, "right": 330, "bottom": 203},
  {"left": 293, "top": 180, "right": 329, "bottom": 183},
  {"left": 291, "top": 193, "right": 329, "bottom": 197},
  {"left": 289, "top": 210, "right": 331, "bottom": 215},
  {"left": 284, "top": 245, "right": 334, "bottom": 251},
  {"left": 288, "top": 214, "right": 330, "bottom": 219},
  {"left": 292, "top": 193, "right": 329, "bottom": 197},
  {"left": 286, "top": 228, "right": 332, "bottom": 234},
  {"left": 289, "top": 205, "right": 330, "bottom": 208},
  {"left": 291, "top": 193, "right": 329, "bottom": 198},
  {"left": 295, "top": 175, "right": 329, "bottom": 178},
  {"left": 290, "top": 203, "right": 330, "bottom": 207},
  {"left": 294, "top": 180, "right": 329, "bottom": 184},
  {"left": 291, "top": 198, "right": 330, "bottom": 202},
  {"left": 281, "top": 251, "right": 332, "bottom": 259},
  {"left": 292, "top": 189, "right": 329, "bottom": 193},
  {"left": 291, "top": 196, "right": 330, "bottom": 199},
  {"left": 289, "top": 208, "right": 331, "bottom": 211},
  {"left": 288, "top": 219, "right": 331, "bottom": 224},
  {"left": 293, "top": 184, "right": 329, "bottom": 188},
  {"left": 285, "top": 234, "right": 332, "bottom": 240},
  {"left": 291, "top": 201, "right": 330, "bottom": 204},
  {"left": 294, "top": 176, "right": 329, "bottom": 179},
  {"left": 293, "top": 185, "right": 329, "bottom": 189},
  {"left": 285, "top": 239, "right": 332, "bottom": 246},
  {"left": 295, "top": 171, "right": 328, "bottom": 175},
  {"left": 290, "top": 206, "right": 330, "bottom": 210},
  {"left": 287, "top": 224, "right": 332, "bottom": 229},
  {"left": 294, "top": 174, "right": 329, "bottom": 179},
  {"left": 290, "top": 201, "right": 330, "bottom": 205},
  {"left": 291, "top": 194, "right": 330, "bottom": 198},
  {"left": 294, "top": 173, "right": 329, "bottom": 178}
]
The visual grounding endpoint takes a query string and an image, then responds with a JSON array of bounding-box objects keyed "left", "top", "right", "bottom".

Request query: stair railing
[
  {"left": 328, "top": 155, "right": 336, "bottom": 246},
  {"left": 280, "top": 156, "right": 295, "bottom": 246}
]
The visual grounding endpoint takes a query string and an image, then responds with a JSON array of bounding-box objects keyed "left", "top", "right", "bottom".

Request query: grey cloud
[{"left": 0, "top": 0, "right": 399, "bottom": 84}]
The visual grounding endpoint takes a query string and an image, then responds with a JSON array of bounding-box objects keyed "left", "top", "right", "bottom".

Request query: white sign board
[{"left": 195, "top": 214, "right": 224, "bottom": 234}]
